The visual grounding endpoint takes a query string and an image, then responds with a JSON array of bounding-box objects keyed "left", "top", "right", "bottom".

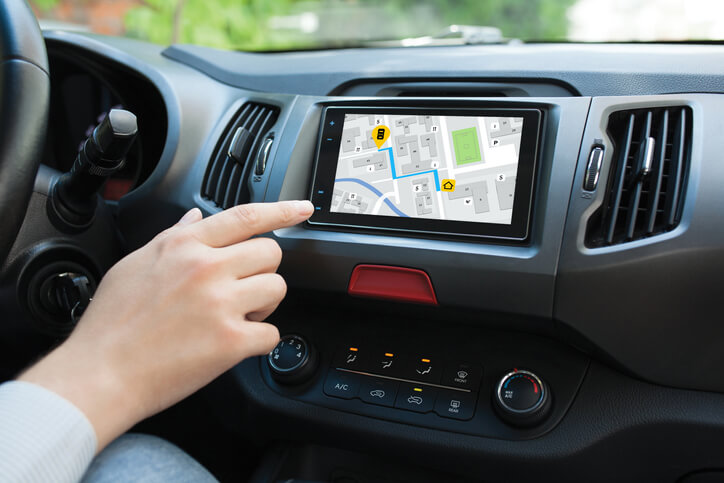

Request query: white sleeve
[{"left": 0, "top": 380, "right": 97, "bottom": 483}]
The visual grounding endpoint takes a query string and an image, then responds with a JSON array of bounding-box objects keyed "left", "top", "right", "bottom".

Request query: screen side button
[{"left": 323, "top": 370, "right": 360, "bottom": 400}]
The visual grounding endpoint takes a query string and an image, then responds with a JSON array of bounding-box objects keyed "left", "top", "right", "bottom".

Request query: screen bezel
[{"left": 307, "top": 106, "right": 542, "bottom": 241}]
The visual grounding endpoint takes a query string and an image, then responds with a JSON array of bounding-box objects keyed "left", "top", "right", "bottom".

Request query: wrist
[{"left": 18, "top": 341, "right": 141, "bottom": 451}]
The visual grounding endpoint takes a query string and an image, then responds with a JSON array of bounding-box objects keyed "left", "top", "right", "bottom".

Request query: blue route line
[
  {"left": 380, "top": 146, "right": 441, "bottom": 191},
  {"left": 334, "top": 178, "right": 409, "bottom": 217},
  {"left": 334, "top": 146, "right": 443, "bottom": 218}
]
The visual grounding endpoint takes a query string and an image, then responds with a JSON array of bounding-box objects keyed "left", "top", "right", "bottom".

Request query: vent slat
[
  {"left": 646, "top": 109, "right": 669, "bottom": 234},
  {"left": 233, "top": 109, "right": 277, "bottom": 207},
  {"left": 201, "top": 102, "right": 279, "bottom": 208},
  {"left": 624, "top": 111, "right": 652, "bottom": 240},
  {"left": 245, "top": 106, "right": 265, "bottom": 133},
  {"left": 202, "top": 153, "right": 224, "bottom": 199},
  {"left": 605, "top": 113, "right": 635, "bottom": 244},
  {"left": 587, "top": 106, "right": 691, "bottom": 247},
  {"left": 214, "top": 158, "right": 233, "bottom": 204},
  {"left": 664, "top": 109, "right": 687, "bottom": 227},
  {"left": 223, "top": 164, "right": 241, "bottom": 209},
  {"left": 625, "top": 182, "right": 643, "bottom": 240},
  {"left": 237, "top": 104, "right": 258, "bottom": 132},
  {"left": 202, "top": 123, "right": 238, "bottom": 199}
]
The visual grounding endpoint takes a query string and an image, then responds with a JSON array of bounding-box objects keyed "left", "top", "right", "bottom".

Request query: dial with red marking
[{"left": 494, "top": 369, "right": 551, "bottom": 426}]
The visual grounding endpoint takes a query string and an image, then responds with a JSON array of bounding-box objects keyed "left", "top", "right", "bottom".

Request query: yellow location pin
[{"left": 372, "top": 125, "right": 390, "bottom": 149}]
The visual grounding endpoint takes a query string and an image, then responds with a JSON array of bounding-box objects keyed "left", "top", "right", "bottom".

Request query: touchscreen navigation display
[
  {"left": 332, "top": 113, "right": 521, "bottom": 225},
  {"left": 309, "top": 107, "right": 541, "bottom": 240}
]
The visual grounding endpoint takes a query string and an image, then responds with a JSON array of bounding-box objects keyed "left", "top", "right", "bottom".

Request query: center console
[
  {"left": 254, "top": 299, "right": 589, "bottom": 441},
  {"left": 246, "top": 96, "right": 591, "bottom": 439},
  {"left": 268, "top": 96, "right": 590, "bottom": 318}
]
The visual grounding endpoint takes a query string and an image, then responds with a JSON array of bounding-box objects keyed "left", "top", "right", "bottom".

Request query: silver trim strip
[
  {"left": 336, "top": 367, "right": 471, "bottom": 393},
  {"left": 641, "top": 136, "right": 655, "bottom": 176}
]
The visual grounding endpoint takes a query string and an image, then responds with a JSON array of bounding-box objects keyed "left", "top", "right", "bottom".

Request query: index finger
[{"left": 189, "top": 200, "right": 313, "bottom": 247}]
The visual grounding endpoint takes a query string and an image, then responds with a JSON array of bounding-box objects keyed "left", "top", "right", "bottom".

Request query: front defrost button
[{"left": 442, "top": 362, "right": 483, "bottom": 390}]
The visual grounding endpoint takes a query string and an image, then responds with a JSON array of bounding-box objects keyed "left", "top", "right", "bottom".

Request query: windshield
[{"left": 31, "top": 0, "right": 724, "bottom": 51}]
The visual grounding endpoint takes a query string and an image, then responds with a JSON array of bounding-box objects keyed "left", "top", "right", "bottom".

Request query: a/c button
[{"left": 323, "top": 371, "right": 360, "bottom": 400}]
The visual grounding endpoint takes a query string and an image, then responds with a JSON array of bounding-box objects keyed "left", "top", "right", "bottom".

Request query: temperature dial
[
  {"left": 494, "top": 369, "right": 551, "bottom": 427},
  {"left": 267, "top": 334, "right": 317, "bottom": 385}
]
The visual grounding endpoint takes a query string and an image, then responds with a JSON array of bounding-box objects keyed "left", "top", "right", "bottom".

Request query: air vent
[
  {"left": 586, "top": 106, "right": 692, "bottom": 247},
  {"left": 202, "top": 102, "right": 279, "bottom": 209}
]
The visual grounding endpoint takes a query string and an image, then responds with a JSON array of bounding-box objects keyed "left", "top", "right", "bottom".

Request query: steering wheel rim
[{"left": 0, "top": 0, "right": 50, "bottom": 263}]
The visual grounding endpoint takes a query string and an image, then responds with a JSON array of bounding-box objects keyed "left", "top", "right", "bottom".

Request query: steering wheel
[{"left": 0, "top": 0, "right": 50, "bottom": 263}]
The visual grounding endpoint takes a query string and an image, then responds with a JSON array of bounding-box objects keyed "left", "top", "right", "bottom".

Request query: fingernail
[
  {"left": 178, "top": 208, "right": 202, "bottom": 225},
  {"left": 293, "top": 200, "right": 314, "bottom": 216}
]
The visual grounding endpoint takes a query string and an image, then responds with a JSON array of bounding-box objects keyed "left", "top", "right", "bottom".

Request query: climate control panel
[
  {"left": 323, "top": 345, "right": 482, "bottom": 421},
  {"left": 261, "top": 331, "right": 582, "bottom": 441}
]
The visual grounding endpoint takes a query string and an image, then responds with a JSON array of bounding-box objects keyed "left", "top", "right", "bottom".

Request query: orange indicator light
[
  {"left": 384, "top": 353, "right": 394, "bottom": 357},
  {"left": 421, "top": 358, "right": 431, "bottom": 363},
  {"left": 349, "top": 347, "right": 358, "bottom": 352}
]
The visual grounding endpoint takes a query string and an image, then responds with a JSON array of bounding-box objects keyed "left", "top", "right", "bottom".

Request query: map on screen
[{"left": 330, "top": 113, "right": 523, "bottom": 225}]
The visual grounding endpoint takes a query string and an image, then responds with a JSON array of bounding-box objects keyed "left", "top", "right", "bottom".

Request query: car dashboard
[{"left": 5, "top": 30, "right": 724, "bottom": 482}]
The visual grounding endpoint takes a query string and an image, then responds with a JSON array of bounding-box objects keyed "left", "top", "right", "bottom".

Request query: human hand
[{"left": 19, "top": 200, "right": 313, "bottom": 450}]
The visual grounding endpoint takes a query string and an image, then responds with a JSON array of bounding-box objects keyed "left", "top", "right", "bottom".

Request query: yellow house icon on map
[{"left": 441, "top": 179, "right": 456, "bottom": 192}]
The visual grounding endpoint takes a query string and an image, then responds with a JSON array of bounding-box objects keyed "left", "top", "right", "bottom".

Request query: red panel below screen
[{"left": 347, "top": 264, "right": 438, "bottom": 305}]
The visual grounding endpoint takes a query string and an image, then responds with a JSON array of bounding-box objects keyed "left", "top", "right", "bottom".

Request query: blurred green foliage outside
[{"left": 32, "top": 0, "right": 576, "bottom": 51}]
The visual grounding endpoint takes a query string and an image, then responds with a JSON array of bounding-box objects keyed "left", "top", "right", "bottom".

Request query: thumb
[
  {"left": 177, "top": 207, "right": 203, "bottom": 226},
  {"left": 235, "top": 321, "right": 281, "bottom": 358},
  {"left": 151, "top": 208, "right": 203, "bottom": 243}
]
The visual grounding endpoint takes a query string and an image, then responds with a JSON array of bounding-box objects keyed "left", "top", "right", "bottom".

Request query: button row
[
  {"left": 323, "top": 370, "right": 477, "bottom": 421},
  {"left": 333, "top": 346, "right": 482, "bottom": 390}
]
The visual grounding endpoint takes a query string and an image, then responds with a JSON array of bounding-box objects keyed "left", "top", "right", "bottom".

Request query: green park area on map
[{"left": 452, "top": 127, "right": 482, "bottom": 165}]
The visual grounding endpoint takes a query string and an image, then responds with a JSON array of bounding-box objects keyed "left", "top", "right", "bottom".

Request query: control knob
[
  {"left": 267, "top": 334, "right": 317, "bottom": 384},
  {"left": 494, "top": 369, "right": 551, "bottom": 426}
]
